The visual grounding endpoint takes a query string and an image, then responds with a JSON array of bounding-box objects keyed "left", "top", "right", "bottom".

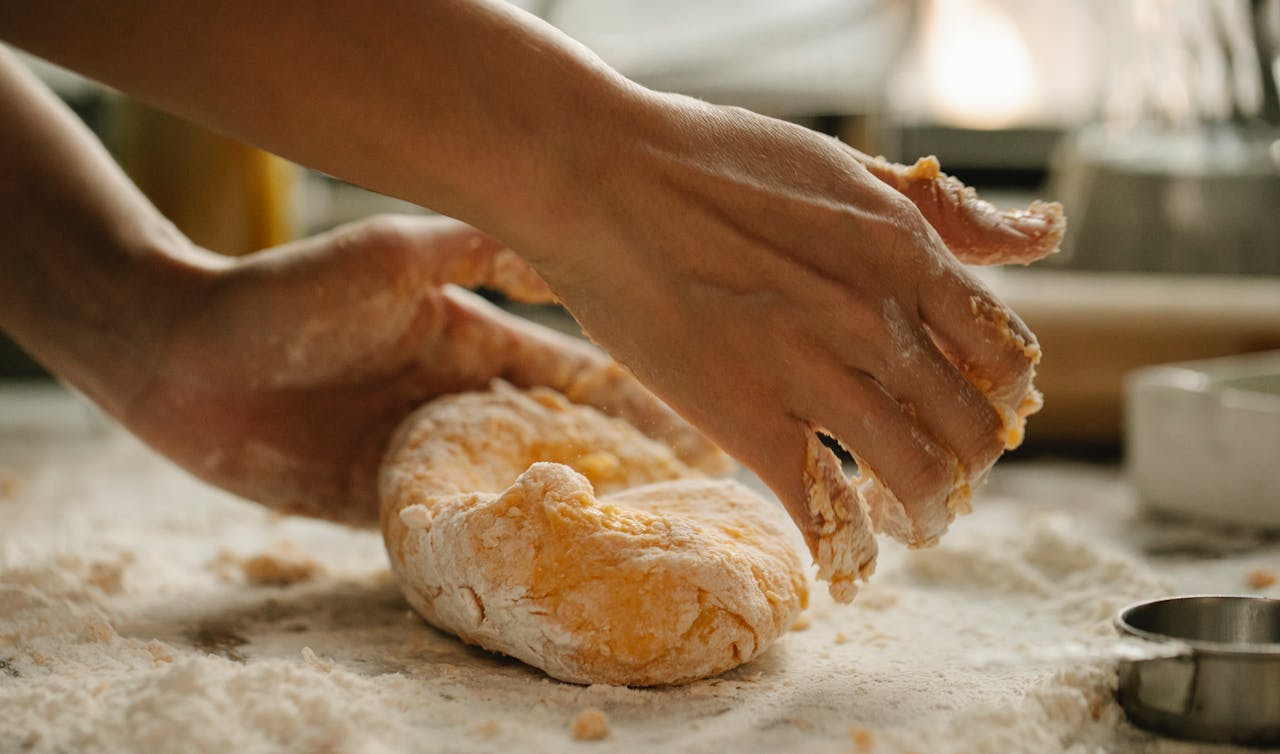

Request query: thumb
[
  {"left": 442, "top": 287, "right": 732, "bottom": 474},
  {"left": 357, "top": 214, "right": 557, "bottom": 303}
]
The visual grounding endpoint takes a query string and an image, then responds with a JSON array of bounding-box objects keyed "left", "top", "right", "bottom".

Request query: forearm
[
  {"left": 0, "top": 48, "right": 220, "bottom": 416},
  {"left": 1, "top": 0, "right": 638, "bottom": 253}
]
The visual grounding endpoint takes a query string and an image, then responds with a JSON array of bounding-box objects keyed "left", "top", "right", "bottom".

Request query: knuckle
[
  {"left": 905, "top": 436, "right": 955, "bottom": 496},
  {"left": 361, "top": 215, "right": 412, "bottom": 246},
  {"left": 957, "top": 408, "right": 1005, "bottom": 471}
]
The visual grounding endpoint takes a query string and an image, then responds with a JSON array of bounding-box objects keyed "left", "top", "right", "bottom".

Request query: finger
[
  {"left": 918, "top": 267, "right": 1043, "bottom": 451},
  {"left": 349, "top": 214, "right": 556, "bottom": 303},
  {"left": 478, "top": 246, "right": 557, "bottom": 304},
  {"left": 801, "top": 366, "right": 962, "bottom": 548},
  {"left": 849, "top": 151, "right": 1064, "bottom": 266},
  {"left": 412, "top": 218, "right": 555, "bottom": 303},
  {"left": 442, "top": 287, "right": 732, "bottom": 474},
  {"left": 877, "top": 302, "right": 1007, "bottom": 485},
  {"left": 721, "top": 412, "right": 876, "bottom": 604},
  {"left": 558, "top": 361, "right": 735, "bottom": 475}
]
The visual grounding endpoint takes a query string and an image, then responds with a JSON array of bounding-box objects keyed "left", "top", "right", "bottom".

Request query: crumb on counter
[
  {"left": 790, "top": 613, "right": 811, "bottom": 632},
  {"left": 84, "top": 615, "right": 116, "bottom": 644},
  {"left": 833, "top": 632, "right": 850, "bottom": 645},
  {"left": 0, "top": 470, "right": 21, "bottom": 499},
  {"left": 1247, "top": 567, "right": 1277, "bottom": 590},
  {"left": 145, "top": 640, "right": 174, "bottom": 664},
  {"left": 570, "top": 707, "right": 609, "bottom": 741},
  {"left": 473, "top": 720, "right": 499, "bottom": 738},
  {"left": 849, "top": 725, "right": 875, "bottom": 752},
  {"left": 856, "top": 586, "right": 899, "bottom": 611},
  {"left": 300, "top": 646, "right": 332, "bottom": 672},
  {"left": 209, "top": 549, "right": 240, "bottom": 582},
  {"left": 369, "top": 568, "right": 396, "bottom": 586},
  {"left": 239, "top": 542, "right": 324, "bottom": 586},
  {"left": 86, "top": 559, "right": 128, "bottom": 595}
]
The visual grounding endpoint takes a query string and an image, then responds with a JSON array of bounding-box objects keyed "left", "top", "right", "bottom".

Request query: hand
[
  {"left": 0, "top": 3, "right": 1058, "bottom": 576},
  {"left": 122, "top": 215, "right": 726, "bottom": 526},
  {"left": 521, "top": 92, "right": 1062, "bottom": 570}
]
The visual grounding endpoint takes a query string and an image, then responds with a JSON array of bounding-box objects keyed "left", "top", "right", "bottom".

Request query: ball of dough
[{"left": 380, "top": 384, "right": 808, "bottom": 686}]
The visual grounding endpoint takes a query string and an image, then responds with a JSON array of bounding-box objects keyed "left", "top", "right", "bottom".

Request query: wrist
[
  {"left": 510, "top": 85, "right": 728, "bottom": 279},
  {"left": 503, "top": 78, "right": 678, "bottom": 262},
  {"left": 466, "top": 62, "right": 654, "bottom": 257},
  {"left": 3, "top": 216, "right": 220, "bottom": 418}
]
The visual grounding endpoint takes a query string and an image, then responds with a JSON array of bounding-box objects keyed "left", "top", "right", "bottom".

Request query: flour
[{"left": 0, "top": 386, "right": 1272, "bottom": 754}]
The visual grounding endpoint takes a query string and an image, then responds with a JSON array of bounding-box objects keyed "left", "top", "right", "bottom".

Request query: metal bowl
[
  {"left": 1115, "top": 595, "right": 1280, "bottom": 745},
  {"left": 1049, "top": 124, "right": 1280, "bottom": 276}
]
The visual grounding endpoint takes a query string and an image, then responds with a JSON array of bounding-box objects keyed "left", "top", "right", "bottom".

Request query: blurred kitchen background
[{"left": 4, "top": 0, "right": 1279, "bottom": 468}]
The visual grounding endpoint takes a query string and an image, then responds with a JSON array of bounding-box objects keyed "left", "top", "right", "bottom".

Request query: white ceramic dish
[{"left": 1126, "top": 350, "right": 1280, "bottom": 528}]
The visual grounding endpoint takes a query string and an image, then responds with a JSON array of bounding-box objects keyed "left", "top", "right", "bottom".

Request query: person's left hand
[{"left": 121, "top": 214, "right": 726, "bottom": 525}]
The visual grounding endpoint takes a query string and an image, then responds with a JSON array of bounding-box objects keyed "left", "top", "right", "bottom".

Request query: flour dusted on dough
[{"left": 380, "top": 384, "right": 808, "bottom": 686}]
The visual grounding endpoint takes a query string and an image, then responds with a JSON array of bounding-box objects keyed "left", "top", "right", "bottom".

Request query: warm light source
[{"left": 923, "top": 0, "right": 1035, "bottom": 129}]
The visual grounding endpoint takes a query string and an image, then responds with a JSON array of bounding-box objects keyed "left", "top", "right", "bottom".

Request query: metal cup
[{"left": 1115, "top": 595, "right": 1280, "bottom": 745}]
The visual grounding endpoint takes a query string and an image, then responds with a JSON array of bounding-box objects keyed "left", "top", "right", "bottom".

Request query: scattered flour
[
  {"left": 239, "top": 542, "right": 326, "bottom": 587},
  {"left": 0, "top": 387, "right": 1272, "bottom": 754}
]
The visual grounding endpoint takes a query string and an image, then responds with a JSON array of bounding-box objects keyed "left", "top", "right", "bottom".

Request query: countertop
[{"left": 0, "top": 382, "right": 1275, "bottom": 754}]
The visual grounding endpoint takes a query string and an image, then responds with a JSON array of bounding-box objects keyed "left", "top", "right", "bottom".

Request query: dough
[{"left": 380, "top": 383, "right": 807, "bottom": 686}]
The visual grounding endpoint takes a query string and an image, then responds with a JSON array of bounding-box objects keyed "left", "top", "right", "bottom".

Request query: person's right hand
[{"left": 517, "top": 91, "right": 1063, "bottom": 596}]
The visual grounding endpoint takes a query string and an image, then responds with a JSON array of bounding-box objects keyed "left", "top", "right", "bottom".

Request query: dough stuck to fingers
[
  {"left": 801, "top": 432, "right": 877, "bottom": 603},
  {"left": 849, "top": 304, "right": 1043, "bottom": 550},
  {"left": 380, "top": 382, "right": 807, "bottom": 686},
  {"left": 851, "top": 151, "right": 1052, "bottom": 458},
  {"left": 961, "top": 294, "right": 1044, "bottom": 449},
  {"left": 787, "top": 153, "right": 1058, "bottom": 563},
  {"left": 854, "top": 152, "right": 1065, "bottom": 266}
]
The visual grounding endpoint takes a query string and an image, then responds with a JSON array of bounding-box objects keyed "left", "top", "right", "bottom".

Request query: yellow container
[{"left": 110, "top": 98, "right": 295, "bottom": 256}]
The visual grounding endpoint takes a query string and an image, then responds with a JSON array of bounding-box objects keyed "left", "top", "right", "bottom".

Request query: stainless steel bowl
[
  {"left": 1115, "top": 595, "right": 1280, "bottom": 745},
  {"left": 1049, "top": 124, "right": 1280, "bottom": 277}
]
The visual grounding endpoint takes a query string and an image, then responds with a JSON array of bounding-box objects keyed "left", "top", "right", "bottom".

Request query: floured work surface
[{"left": 1, "top": 384, "right": 1276, "bottom": 754}]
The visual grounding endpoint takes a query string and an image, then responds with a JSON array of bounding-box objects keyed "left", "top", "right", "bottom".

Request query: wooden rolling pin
[{"left": 989, "top": 270, "right": 1280, "bottom": 445}]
